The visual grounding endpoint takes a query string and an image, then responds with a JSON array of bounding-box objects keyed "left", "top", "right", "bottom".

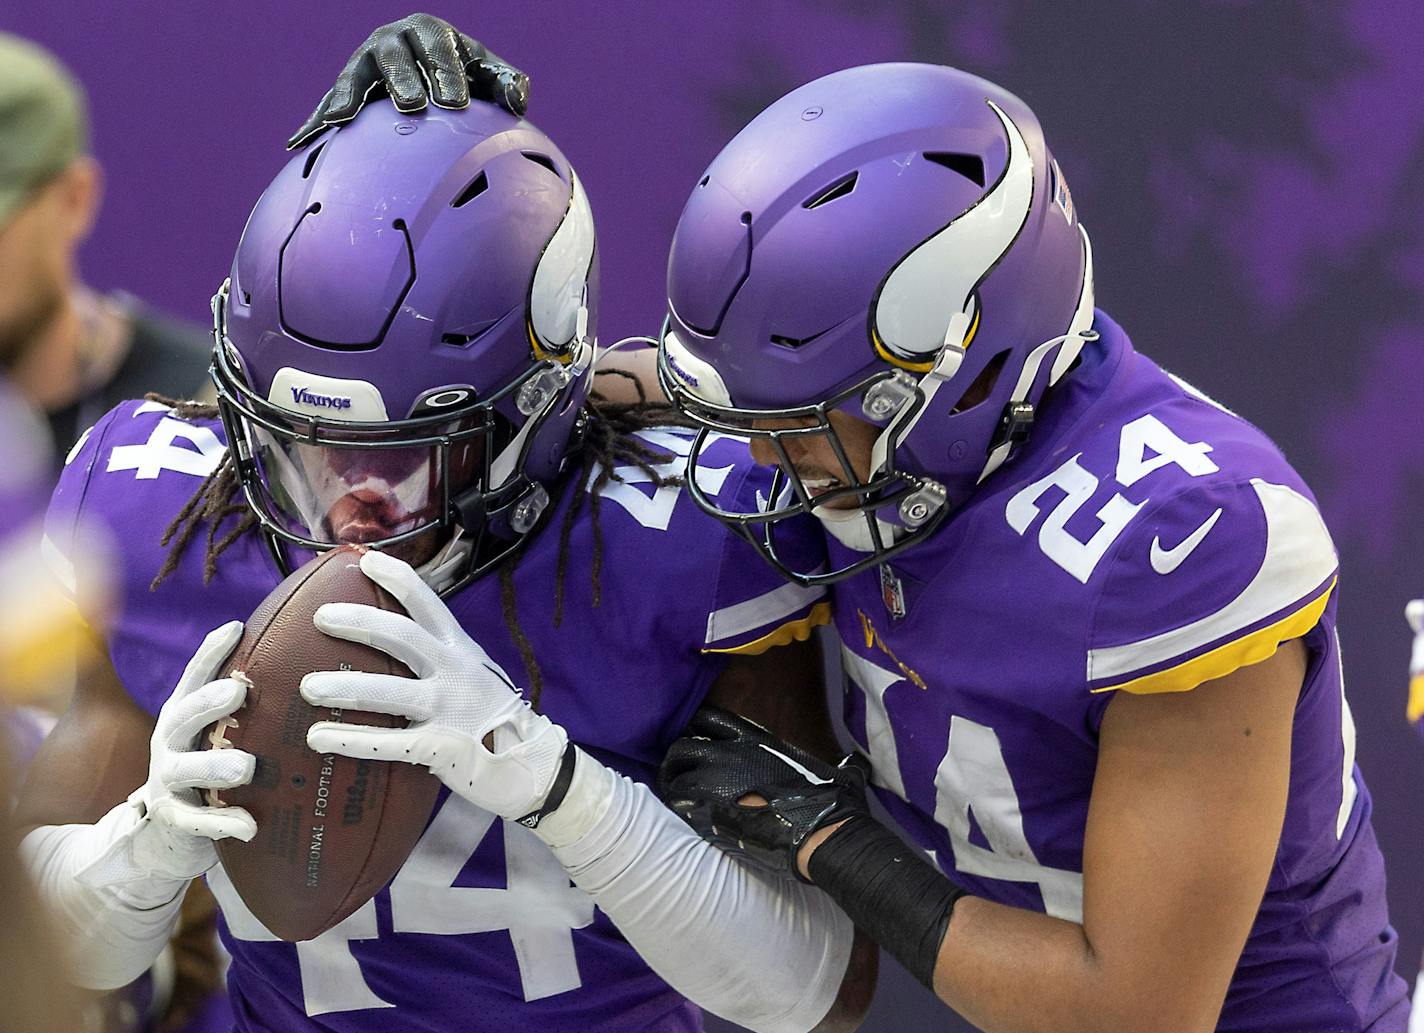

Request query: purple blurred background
[{"left": 5, "top": 3, "right": 1420, "bottom": 1029}]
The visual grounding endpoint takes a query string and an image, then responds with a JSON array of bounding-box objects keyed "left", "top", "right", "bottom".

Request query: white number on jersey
[
  {"left": 594, "top": 429, "right": 735, "bottom": 531},
  {"left": 1113, "top": 414, "right": 1217, "bottom": 487},
  {"left": 932, "top": 717, "right": 1083, "bottom": 921},
  {"left": 1006, "top": 413, "right": 1217, "bottom": 581},
  {"left": 1004, "top": 454, "right": 1143, "bottom": 584},
  {"left": 106, "top": 404, "right": 226, "bottom": 481},
  {"left": 842, "top": 641, "right": 1084, "bottom": 918},
  {"left": 209, "top": 794, "right": 595, "bottom": 1017}
]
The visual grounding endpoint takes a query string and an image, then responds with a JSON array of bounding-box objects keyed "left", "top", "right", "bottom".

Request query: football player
[
  {"left": 239, "top": 16, "right": 1414, "bottom": 1029},
  {"left": 651, "top": 64, "right": 1410, "bottom": 1032},
  {"left": 16, "top": 93, "right": 874, "bottom": 1031},
  {"left": 310, "top": 19, "right": 1409, "bottom": 1029}
]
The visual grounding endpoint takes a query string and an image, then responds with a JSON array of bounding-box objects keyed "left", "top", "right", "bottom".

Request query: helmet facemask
[
  {"left": 207, "top": 100, "right": 599, "bottom": 596},
  {"left": 659, "top": 68, "right": 1099, "bottom": 586},
  {"left": 212, "top": 280, "right": 590, "bottom": 595},
  {"left": 659, "top": 324, "right": 949, "bottom": 586}
]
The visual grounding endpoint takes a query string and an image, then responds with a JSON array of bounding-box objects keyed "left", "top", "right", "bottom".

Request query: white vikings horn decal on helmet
[
  {"left": 872, "top": 99, "right": 1034, "bottom": 364},
  {"left": 530, "top": 170, "right": 596, "bottom": 357}
]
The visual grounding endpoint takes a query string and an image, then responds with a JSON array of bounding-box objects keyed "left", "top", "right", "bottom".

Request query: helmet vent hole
[
  {"left": 802, "top": 171, "right": 858, "bottom": 209},
  {"left": 740, "top": 211, "right": 752, "bottom": 225},
  {"left": 699, "top": 175, "right": 710, "bottom": 187},
  {"left": 451, "top": 173, "right": 489, "bottom": 208},
  {"left": 242, "top": 290, "right": 252, "bottom": 305},
  {"left": 301, "top": 143, "right": 326, "bottom": 179},
  {"left": 770, "top": 334, "right": 807, "bottom": 350},
  {"left": 521, "top": 151, "right": 561, "bottom": 178},
  {"left": 923, "top": 152, "right": 985, "bottom": 187},
  {"left": 307, "top": 202, "right": 322, "bottom": 214},
  {"left": 952, "top": 349, "right": 1009, "bottom": 413}
]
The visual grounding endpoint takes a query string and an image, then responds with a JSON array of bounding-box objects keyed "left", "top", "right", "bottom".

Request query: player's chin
[{"left": 377, "top": 526, "right": 444, "bottom": 568}]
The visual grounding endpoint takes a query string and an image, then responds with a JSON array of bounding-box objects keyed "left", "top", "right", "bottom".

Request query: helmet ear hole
[{"left": 951, "top": 349, "right": 1009, "bottom": 413}]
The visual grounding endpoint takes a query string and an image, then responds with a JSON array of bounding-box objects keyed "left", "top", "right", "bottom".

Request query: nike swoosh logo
[
  {"left": 1150, "top": 507, "right": 1223, "bottom": 575},
  {"left": 759, "top": 744, "right": 833, "bottom": 785}
]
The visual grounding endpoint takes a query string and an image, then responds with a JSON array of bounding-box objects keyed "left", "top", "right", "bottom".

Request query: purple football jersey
[
  {"left": 45, "top": 401, "right": 828, "bottom": 1033},
  {"left": 830, "top": 312, "right": 1407, "bottom": 1031}
]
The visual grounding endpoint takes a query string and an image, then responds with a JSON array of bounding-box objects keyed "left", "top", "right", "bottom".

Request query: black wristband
[
  {"left": 807, "top": 815, "right": 964, "bottom": 991},
  {"left": 515, "top": 746, "right": 578, "bottom": 830}
]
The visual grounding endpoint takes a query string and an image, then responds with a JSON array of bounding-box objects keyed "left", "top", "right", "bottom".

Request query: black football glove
[
  {"left": 288, "top": 13, "right": 530, "bottom": 149},
  {"left": 659, "top": 706, "right": 871, "bottom": 881}
]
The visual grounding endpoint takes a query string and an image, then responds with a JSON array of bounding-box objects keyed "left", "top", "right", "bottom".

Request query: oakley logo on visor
[{"left": 290, "top": 387, "right": 353, "bottom": 410}]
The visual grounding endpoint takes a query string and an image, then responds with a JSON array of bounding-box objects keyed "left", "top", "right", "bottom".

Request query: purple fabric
[
  {"left": 47, "top": 399, "right": 827, "bottom": 1032},
  {"left": 833, "top": 313, "right": 1408, "bottom": 1030},
  {"left": 3, "top": 4, "right": 1418, "bottom": 1028}
]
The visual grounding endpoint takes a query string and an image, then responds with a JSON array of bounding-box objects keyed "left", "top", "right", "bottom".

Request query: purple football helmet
[
  {"left": 213, "top": 99, "right": 597, "bottom": 593},
  {"left": 657, "top": 63, "right": 1094, "bottom": 584}
]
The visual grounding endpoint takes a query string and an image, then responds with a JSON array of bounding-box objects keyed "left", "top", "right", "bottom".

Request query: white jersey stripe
[
  {"left": 1087, "top": 479, "right": 1336, "bottom": 682},
  {"left": 705, "top": 579, "right": 824, "bottom": 646}
]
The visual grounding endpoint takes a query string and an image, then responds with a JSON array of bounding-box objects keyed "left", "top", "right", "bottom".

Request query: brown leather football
[{"left": 205, "top": 544, "right": 440, "bottom": 942}]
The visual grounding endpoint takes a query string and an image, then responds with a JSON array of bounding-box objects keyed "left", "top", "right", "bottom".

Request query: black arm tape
[
  {"left": 807, "top": 815, "right": 964, "bottom": 991},
  {"left": 515, "top": 746, "right": 578, "bottom": 830}
]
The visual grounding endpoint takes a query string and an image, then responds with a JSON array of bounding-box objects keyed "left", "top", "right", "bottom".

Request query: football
[{"left": 204, "top": 544, "right": 441, "bottom": 942}]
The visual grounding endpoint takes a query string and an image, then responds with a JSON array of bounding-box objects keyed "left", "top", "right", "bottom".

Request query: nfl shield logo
[{"left": 880, "top": 565, "right": 906, "bottom": 620}]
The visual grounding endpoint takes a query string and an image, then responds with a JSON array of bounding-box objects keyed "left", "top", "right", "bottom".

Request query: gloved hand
[
  {"left": 659, "top": 706, "right": 871, "bottom": 881},
  {"left": 79, "top": 622, "right": 257, "bottom": 892},
  {"left": 302, "top": 549, "right": 569, "bottom": 821},
  {"left": 288, "top": 13, "right": 530, "bottom": 148}
]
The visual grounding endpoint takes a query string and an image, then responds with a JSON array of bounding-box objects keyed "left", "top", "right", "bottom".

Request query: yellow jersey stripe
[
  {"left": 1407, "top": 675, "right": 1424, "bottom": 724},
  {"left": 1091, "top": 578, "right": 1334, "bottom": 696},
  {"left": 702, "top": 601, "right": 832, "bottom": 656}
]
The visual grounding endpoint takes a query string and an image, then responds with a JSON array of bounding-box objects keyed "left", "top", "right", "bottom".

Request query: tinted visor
[{"left": 243, "top": 413, "right": 488, "bottom": 550}]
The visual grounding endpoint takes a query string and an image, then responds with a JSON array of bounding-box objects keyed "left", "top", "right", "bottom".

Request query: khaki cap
[{"left": 0, "top": 33, "right": 88, "bottom": 227}]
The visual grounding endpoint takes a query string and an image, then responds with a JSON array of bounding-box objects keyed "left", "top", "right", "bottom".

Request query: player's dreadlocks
[{"left": 149, "top": 368, "right": 688, "bottom": 709}]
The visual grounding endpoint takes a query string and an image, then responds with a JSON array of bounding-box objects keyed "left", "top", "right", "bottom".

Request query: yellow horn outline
[{"left": 872, "top": 305, "right": 980, "bottom": 373}]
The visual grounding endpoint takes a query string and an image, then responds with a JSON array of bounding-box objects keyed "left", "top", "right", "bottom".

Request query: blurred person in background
[
  {"left": 0, "top": 32, "right": 230, "bottom": 1033},
  {"left": 0, "top": 378, "right": 82, "bottom": 1033},
  {"left": 0, "top": 32, "right": 211, "bottom": 462}
]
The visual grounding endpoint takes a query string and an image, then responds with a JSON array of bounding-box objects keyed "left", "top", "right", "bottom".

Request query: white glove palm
[
  {"left": 302, "top": 550, "right": 568, "bottom": 820},
  {"left": 79, "top": 622, "right": 257, "bottom": 891}
]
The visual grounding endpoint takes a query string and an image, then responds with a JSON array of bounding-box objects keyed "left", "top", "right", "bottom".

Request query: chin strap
[{"left": 418, "top": 527, "right": 473, "bottom": 595}]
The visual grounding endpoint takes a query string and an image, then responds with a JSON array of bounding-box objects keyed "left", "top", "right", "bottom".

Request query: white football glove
[
  {"left": 78, "top": 621, "right": 257, "bottom": 891},
  {"left": 302, "top": 550, "right": 569, "bottom": 821}
]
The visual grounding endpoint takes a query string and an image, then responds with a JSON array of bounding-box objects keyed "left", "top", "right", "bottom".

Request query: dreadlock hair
[
  {"left": 147, "top": 395, "right": 257, "bottom": 591},
  {"left": 150, "top": 369, "right": 691, "bottom": 710}
]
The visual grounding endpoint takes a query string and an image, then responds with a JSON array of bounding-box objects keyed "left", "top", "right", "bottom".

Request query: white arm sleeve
[
  {"left": 534, "top": 750, "right": 855, "bottom": 1033},
  {"left": 19, "top": 802, "right": 191, "bottom": 990}
]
